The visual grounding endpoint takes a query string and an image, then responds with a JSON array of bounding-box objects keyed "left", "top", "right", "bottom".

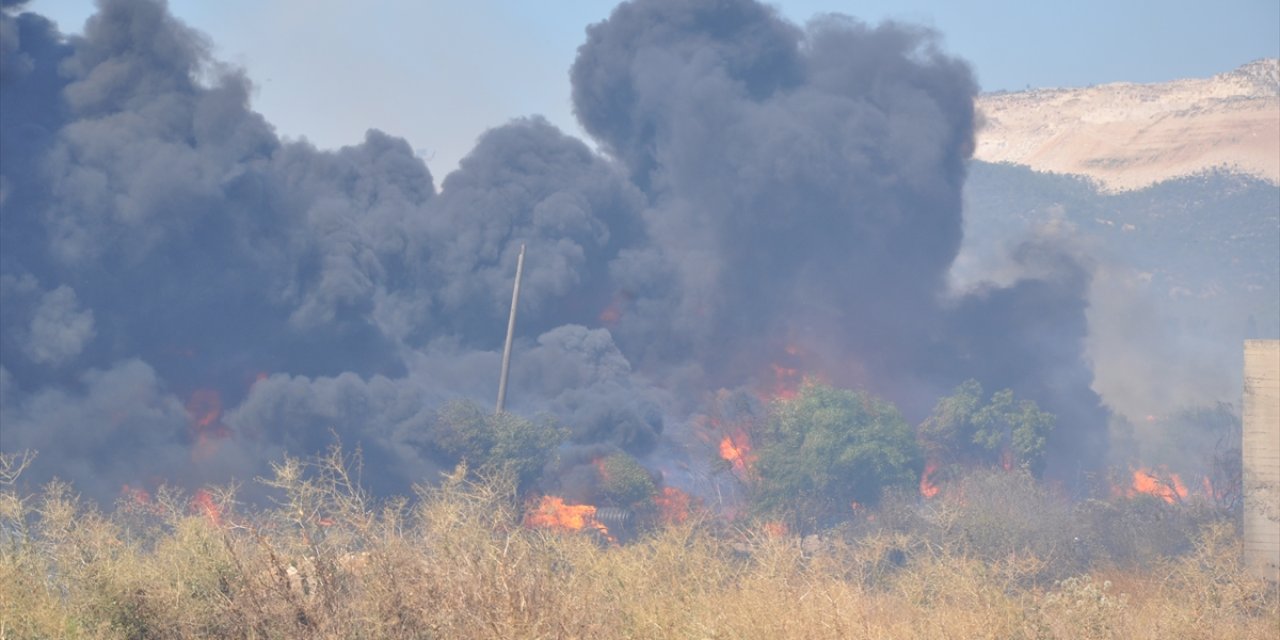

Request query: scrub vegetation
[{"left": 1, "top": 448, "right": 1274, "bottom": 640}]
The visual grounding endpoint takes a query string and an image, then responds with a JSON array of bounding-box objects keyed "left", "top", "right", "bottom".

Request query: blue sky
[{"left": 28, "top": 0, "right": 1280, "bottom": 179}]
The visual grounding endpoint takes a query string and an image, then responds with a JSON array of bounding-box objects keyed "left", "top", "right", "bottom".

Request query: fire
[
  {"left": 654, "top": 486, "right": 692, "bottom": 525},
  {"left": 186, "top": 388, "right": 231, "bottom": 462},
  {"left": 767, "top": 363, "right": 801, "bottom": 401},
  {"left": 524, "top": 496, "right": 610, "bottom": 539},
  {"left": 598, "top": 290, "right": 634, "bottom": 327},
  {"left": 920, "top": 461, "right": 940, "bottom": 498},
  {"left": 762, "top": 521, "right": 789, "bottom": 537},
  {"left": 598, "top": 303, "right": 622, "bottom": 326},
  {"left": 189, "top": 489, "right": 222, "bottom": 526},
  {"left": 121, "top": 483, "right": 152, "bottom": 505},
  {"left": 719, "top": 430, "right": 755, "bottom": 476},
  {"left": 1202, "top": 476, "right": 1219, "bottom": 501},
  {"left": 751, "top": 343, "right": 808, "bottom": 402},
  {"left": 1128, "top": 468, "right": 1187, "bottom": 504}
]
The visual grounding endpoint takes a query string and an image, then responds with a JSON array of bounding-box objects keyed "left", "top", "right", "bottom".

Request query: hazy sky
[{"left": 28, "top": 0, "right": 1280, "bottom": 180}]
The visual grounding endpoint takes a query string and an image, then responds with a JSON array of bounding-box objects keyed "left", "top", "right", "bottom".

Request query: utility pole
[{"left": 496, "top": 244, "right": 525, "bottom": 414}]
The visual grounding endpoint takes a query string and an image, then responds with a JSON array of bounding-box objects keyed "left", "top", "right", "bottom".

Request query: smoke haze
[{"left": 1, "top": 0, "right": 1107, "bottom": 502}]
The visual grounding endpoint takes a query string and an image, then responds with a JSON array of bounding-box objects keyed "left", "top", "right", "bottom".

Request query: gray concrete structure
[{"left": 1243, "top": 340, "right": 1280, "bottom": 582}]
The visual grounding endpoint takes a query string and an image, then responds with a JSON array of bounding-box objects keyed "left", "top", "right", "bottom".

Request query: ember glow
[
  {"left": 120, "top": 483, "right": 152, "bottom": 506},
  {"left": 189, "top": 489, "right": 222, "bottom": 526},
  {"left": 524, "top": 496, "right": 611, "bottom": 539},
  {"left": 766, "top": 364, "right": 801, "bottom": 401},
  {"left": 654, "top": 486, "right": 692, "bottom": 525},
  {"left": 185, "top": 389, "right": 231, "bottom": 462},
  {"left": 1202, "top": 476, "right": 1221, "bottom": 502},
  {"left": 756, "top": 345, "right": 808, "bottom": 402},
  {"left": 919, "top": 462, "right": 940, "bottom": 499},
  {"left": 762, "top": 521, "right": 789, "bottom": 538}
]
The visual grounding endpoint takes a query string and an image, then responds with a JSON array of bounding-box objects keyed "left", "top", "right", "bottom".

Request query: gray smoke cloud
[
  {"left": 1, "top": 0, "right": 1106, "bottom": 503},
  {"left": 571, "top": 1, "right": 1105, "bottom": 481}
]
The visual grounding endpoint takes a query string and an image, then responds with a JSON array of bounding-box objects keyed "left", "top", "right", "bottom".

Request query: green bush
[
  {"left": 919, "top": 379, "right": 1055, "bottom": 475},
  {"left": 597, "top": 453, "right": 658, "bottom": 509},
  {"left": 751, "top": 381, "right": 921, "bottom": 531},
  {"left": 430, "top": 399, "right": 565, "bottom": 489}
]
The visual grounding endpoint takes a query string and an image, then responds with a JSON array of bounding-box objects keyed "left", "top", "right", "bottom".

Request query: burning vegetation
[
  {"left": 2, "top": 448, "right": 1275, "bottom": 640},
  {"left": 0, "top": 0, "right": 1273, "bottom": 636},
  {"left": 524, "top": 495, "right": 612, "bottom": 539}
]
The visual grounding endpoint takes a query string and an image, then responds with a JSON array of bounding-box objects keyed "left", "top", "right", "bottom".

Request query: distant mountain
[
  {"left": 961, "top": 81, "right": 1279, "bottom": 421},
  {"left": 974, "top": 59, "right": 1279, "bottom": 191}
]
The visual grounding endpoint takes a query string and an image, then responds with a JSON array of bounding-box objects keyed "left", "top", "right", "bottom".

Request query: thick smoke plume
[{"left": 1, "top": 0, "right": 1105, "bottom": 503}]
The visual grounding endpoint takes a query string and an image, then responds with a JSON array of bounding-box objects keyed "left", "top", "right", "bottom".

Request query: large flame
[
  {"left": 1128, "top": 468, "right": 1188, "bottom": 504},
  {"left": 919, "top": 461, "right": 940, "bottom": 498},
  {"left": 524, "top": 496, "right": 611, "bottom": 539}
]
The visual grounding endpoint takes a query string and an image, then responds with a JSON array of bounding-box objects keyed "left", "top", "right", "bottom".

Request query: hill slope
[{"left": 974, "top": 59, "right": 1279, "bottom": 191}]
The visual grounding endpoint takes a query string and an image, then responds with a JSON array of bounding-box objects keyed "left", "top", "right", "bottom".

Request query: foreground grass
[{"left": 0, "top": 452, "right": 1275, "bottom": 639}]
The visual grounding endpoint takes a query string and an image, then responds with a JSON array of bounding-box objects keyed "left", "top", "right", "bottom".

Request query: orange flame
[
  {"left": 750, "top": 344, "right": 807, "bottom": 402},
  {"left": 186, "top": 389, "right": 231, "bottom": 462},
  {"left": 767, "top": 363, "right": 801, "bottom": 401},
  {"left": 1128, "top": 468, "right": 1187, "bottom": 504},
  {"left": 121, "top": 483, "right": 152, "bottom": 505},
  {"left": 762, "top": 521, "right": 789, "bottom": 537},
  {"left": 598, "top": 304, "right": 622, "bottom": 326},
  {"left": 189, "top": 489, "right": 222, "bottom": 526},
  {"left": 719, "top": 430, "right": 755, "bottom": 476},
  {"left": 1202, "top": 476, "right": 1219, "bottom": 501},
  {"left": 654, "top": 486, "right": 692, "bottom": 525},
  {"left": 920, "top": 461, "right": 940, "bottom": 498},
  {"left": 524, "top": 496, "right": 610, "bottom": 539}
]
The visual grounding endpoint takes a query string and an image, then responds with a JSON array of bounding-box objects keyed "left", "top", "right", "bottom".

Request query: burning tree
[
  {"left": 748, "top": 381, "right": 921, "bottom": 531},
  {"left": 918, "top": 379, "right": 1055, "bottom": 477}
]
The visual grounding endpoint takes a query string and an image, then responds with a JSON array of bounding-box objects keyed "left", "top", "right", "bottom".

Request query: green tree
[
  {"left": 919, "top": 380, "right": 1055, "bottom": 475},
  {"left": 596, "top": 452, "right": 658, "bottom": 509},
  {"left": 751, "top": 381, "right": 921, "bottom": 530},
  {"left": 430, "top": 400, "right": 565, "bottom": 489}
]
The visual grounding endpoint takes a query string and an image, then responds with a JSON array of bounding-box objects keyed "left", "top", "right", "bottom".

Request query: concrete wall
[{"left": 1243, "top": 340, "right": 1280, "bottom": 582}]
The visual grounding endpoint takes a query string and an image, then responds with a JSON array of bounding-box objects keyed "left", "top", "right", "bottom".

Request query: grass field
[{"left": 1, "top": 450, "right": 1276, "bottom": 639}]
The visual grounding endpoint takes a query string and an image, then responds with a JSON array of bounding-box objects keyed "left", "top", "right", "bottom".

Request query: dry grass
[{"left": 0, "top": 450, "right": 1275, "bottom": 639}]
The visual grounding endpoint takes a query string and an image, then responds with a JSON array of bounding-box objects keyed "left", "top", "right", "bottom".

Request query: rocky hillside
[{"left": 975, "top": 59, "right": 1279, "bottom": 191}]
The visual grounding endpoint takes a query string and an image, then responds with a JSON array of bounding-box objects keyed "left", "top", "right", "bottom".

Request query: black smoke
[{"left": 1, "top": 0, "right": 1105, "bottom": 503}]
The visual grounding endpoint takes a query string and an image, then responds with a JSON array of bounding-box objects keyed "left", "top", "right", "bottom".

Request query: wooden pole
[{"left": 496, "top": 244, "right": 525, "bottom": 414}]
